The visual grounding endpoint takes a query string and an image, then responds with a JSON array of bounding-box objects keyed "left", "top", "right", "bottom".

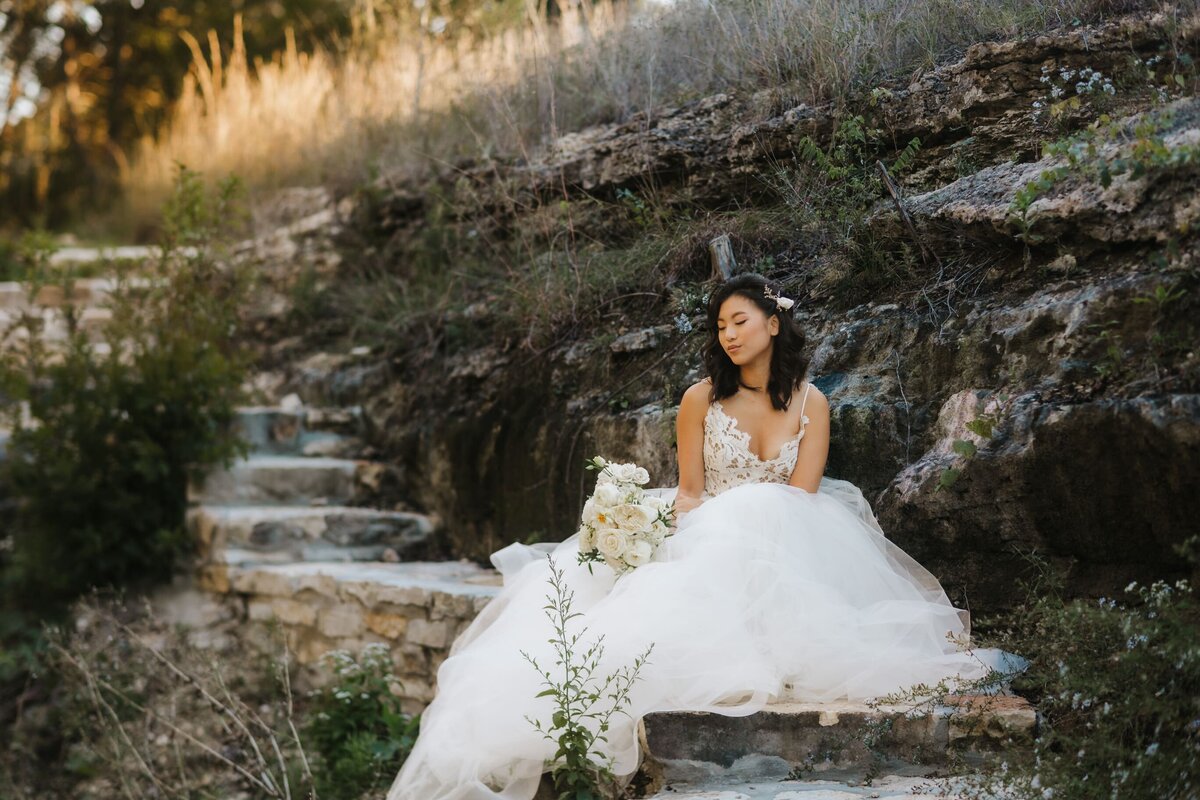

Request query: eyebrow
[{"left": 717, "top": 311, "right": 748, "bottom": 323}]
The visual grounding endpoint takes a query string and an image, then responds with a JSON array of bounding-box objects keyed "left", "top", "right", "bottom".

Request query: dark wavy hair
[{"left": 702, "top": 273, "right": 810, "bottom": 412}]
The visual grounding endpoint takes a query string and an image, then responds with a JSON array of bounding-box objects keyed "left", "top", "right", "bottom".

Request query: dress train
[{"left": 386, "top": 477, "right": 1027, "bottom": 800}]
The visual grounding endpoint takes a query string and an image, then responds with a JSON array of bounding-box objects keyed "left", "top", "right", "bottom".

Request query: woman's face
[{"left": 716, "top": 293, "right": 778, "bottom": 365}]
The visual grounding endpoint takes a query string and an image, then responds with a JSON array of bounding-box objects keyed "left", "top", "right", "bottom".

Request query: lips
[{"left": 727, "top": 346, "right": 741, "bottom": 353}]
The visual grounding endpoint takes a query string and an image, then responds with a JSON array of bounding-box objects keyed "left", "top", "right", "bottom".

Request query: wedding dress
[{"left": 387, "top": 381, "right": 1027, "bottom": 800}]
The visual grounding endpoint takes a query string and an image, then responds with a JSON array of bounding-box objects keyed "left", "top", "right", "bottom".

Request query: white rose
[
  {"left": 605, "top": 463, "right": 643, "bottom": 485},
  {"left": 624, "top": 538, "right": 653, "bottom": 567},
  {"left": 581, "top": 497, "right": 601, "bottom": 526},
  {"left": 637, "top": 502, "right": 662, "bottom": 524},
  {"left": 577, "top": 525, "right": 597, "bottom": 552},
  {"left": 642, "top": 494, "right": 666, "bottom": 512},
  {"left": 611, "top": 503, "right": 655, "bottom": 533},
  {"left": 596, "top": 529, "right": 629, "bottom": 558},
  {"left": 631, "top": 467, "right": 650, "bottom": 485},
  {"left": 593, "top": 483, "right": 623, "bottom": 507}
]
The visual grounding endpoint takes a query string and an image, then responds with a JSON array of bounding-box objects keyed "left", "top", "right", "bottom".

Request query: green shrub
[
  {"left": 0, "top": 165, "right": 254, "bottom": 617},
  {"left": 976, "top": 563, "right": 1200, "bottom": 799},
  {"left": 901, "top": 545, "right": 1200, "bottom": 800},
  {"left": 305, "top": 643, "right": 420, "bottom": 800}
]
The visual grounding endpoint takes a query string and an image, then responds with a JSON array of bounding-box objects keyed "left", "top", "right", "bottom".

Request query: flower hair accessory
[{"left": 763, "top": 284, "right": 795, "bottom": 312}]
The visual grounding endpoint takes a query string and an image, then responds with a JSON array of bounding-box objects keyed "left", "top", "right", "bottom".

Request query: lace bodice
[{"left": 702, "top": 382, "right": 812, "bottom": 496}]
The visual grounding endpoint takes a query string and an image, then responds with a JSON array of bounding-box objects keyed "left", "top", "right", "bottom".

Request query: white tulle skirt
[{"left": 386, "top": 478, "right": 1027, "bottom": 800}]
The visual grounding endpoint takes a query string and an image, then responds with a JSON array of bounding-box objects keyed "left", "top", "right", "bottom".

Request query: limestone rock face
[
  {"left": 877, "top": 392, "right": 1200, "bottom": 604},
  {"left": 252, "top": 12, "right": 1199, "bottom": 611},
  {"left": 873, "top": 95, "right": 1200, "bottom": 250},
  {"left": 368, "top": 14, "right": 1196, "bottom": 240}
]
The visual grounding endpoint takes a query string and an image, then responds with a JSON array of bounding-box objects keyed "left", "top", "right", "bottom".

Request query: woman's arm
[
  {"left": 788, "top": 386, "right": 830, "bottom": 494},
  {"left": 673, "top": 379, "right": 710, "bottom": 516}
]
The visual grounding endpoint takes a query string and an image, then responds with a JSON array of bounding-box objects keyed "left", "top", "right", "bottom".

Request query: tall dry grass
[{"left": 126, "top": 0, "right": 1146, "bottom": 221}]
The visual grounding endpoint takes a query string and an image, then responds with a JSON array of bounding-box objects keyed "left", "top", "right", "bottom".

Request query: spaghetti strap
[{"left": 799, "top": 381, "right": 812, "bottom": 423}]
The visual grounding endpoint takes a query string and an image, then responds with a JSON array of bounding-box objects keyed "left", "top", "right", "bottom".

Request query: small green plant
[
  {"left": 1031, "top": 64, "right": 1117, "bottom": 134},
  {"left": 936, "top": 396, "right": 1006, "bottom": 492},
  {"left": 522, "top": 556, "right": 653, "bottom": 800},
  {"left": 763, "top": 114, "right": 922, "bottom": 305},
  {"left": 608, "top": 394, "right": 631, "bottom": 412},
  {"left": 306, "top": 644, "right": 420, "bottom": 800},
  {"left": 1009, "top": 104, "right": 1200, "bottom": 245},
  {"left": 1133, "top": 280, "right": 1187, "bottom": 310},
  {"left": 0, "top": 229, "right": 56, "bottom": 282},
  {"left": 1091, "top": 323, "right": 1125, "bottom": 378},
  {"left": 769, "top": 115, "right": 918, "bottom": 228},
  {"left": 613, "top": 186, "right": 682, "bottom": 234},
  {"left": 748, "top": 254, "right": 776, "bottom": 275},
  {"left": 1132, "top": 278, "right": 1190, "bottom": 384},
  {"left": 615, "top": 188, "right": 653, "bottom": 230},
  {"left": 669, "top": 282, "right": 709, "bottom": 327}
]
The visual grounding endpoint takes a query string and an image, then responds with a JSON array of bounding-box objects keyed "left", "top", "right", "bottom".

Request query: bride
[{"left": 387, "top": 273, "right": 1026, "bottom": 800}]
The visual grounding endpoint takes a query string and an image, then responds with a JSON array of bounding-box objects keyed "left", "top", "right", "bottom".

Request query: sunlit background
[{"left": 1, "top": 0, "right": 1105, "bottom": 240}]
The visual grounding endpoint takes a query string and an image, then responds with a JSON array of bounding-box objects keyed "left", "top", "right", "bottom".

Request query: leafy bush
[
  {"left": 976, "top": 559, "right": 1200, "bottom": 799},
  {"left": 903, "top": 544, "right": 1200, "bottom": 800},
  {"left": 305, "top": 644, "right": 420, "bottom": 800},
  {"left": 0, "top": 165, "right": 254, "bottom": 617}
]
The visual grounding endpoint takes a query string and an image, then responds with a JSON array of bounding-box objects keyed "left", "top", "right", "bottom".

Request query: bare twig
[
  {"left": 212, "top": 661, "right": 286, "bottom": 799},
  {"left": 78, "top": 660, "right": 175, "bottom": 799},
  {"left": 53, "top": 643, "right": 282, "bottom": 797},
  {"left": 118, "top": 620, "right": 273, "bottom": 742},
  {"left": 894, "top": 349, "right": 912, "bottom": 465},
  {"left": 876, "top": 159, "right": 941, "bottom": 270},
  {"left": 277, "top": 631, "right": 318, "bottom": 794}
]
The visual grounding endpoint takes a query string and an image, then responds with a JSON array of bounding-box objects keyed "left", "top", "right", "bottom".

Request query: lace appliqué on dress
[{"left": 702, "top": 383, "right": 811, "bottom": 497}]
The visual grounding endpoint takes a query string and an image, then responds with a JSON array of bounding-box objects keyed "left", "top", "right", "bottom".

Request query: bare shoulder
[
  {"left": 680, "top": 378, "right": 713, "bottom": 415},
  {"left": 801, "top": 381, "right": 829, "bottom": 416}
]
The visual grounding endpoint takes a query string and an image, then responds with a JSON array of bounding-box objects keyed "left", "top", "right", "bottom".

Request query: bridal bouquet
[{"left": 576, "top": 455, "right": 675, "bottom": 576}]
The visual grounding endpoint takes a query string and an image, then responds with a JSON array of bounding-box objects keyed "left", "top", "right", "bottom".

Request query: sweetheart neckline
[{"left": 709, "top": 399, "right": 806, "bottom": 464}]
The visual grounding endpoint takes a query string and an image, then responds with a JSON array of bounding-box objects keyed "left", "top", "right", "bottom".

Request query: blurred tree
[{"left": 0, "top": 0, "right": 356, "bottom": 231}]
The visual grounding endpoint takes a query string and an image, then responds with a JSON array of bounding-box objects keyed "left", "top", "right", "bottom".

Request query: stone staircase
[{"left": 187, "top": 397, "right": 503, "bottom": 714}]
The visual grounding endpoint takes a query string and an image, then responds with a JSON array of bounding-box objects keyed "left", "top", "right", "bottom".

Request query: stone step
[
  {"left": 234, "top": 405, "right": 364, "bottom": 456},
  {"left": 188, "top": 455, "right": 374, "bottom": 505},
  {"left": 47, "top": 245, "right": 194, "bottom": 266},
  {"left": 190, "top": 504, "right": 436, "bottom": 563},
  {"left": 640, "top": 696, "right": 1034, "bottom": 784},
  {"left": 641, "top": 773, "right": 982, "bottom": 799},
  {"left": 198, "top": 559, "right": 502, "bottom": 715}
]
